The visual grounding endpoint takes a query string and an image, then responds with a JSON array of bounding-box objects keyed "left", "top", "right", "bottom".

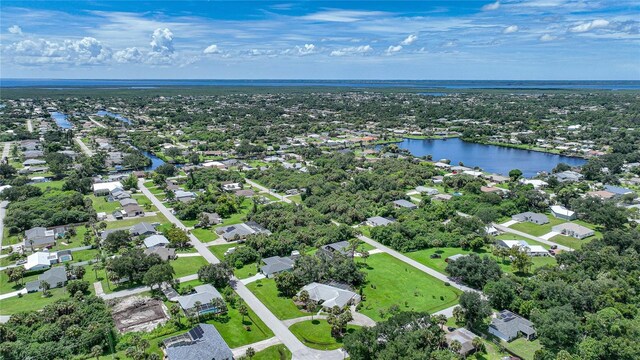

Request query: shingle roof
[
  {"left": 176, "top": 285, "right": 223, "bottom": 310},
  {"left": 299, "top": 282, "right": 360, "bottom": 309},
  {"left": 164, "top": 324, "right": 233, "bottom": 360},
  {"left": 260, "top": 256, "right": 295, "bottom": 276},
  {"left": 143, "top": 234, "right": 170, "bottom": 248}
]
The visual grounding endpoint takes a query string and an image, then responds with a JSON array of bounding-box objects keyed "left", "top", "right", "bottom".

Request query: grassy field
[
  {"left": 509, "top": 216, "right": 565, "bottom": 236},
  {"left": 234, "top": 263, "right": 259, "bottom": 279},
  {"left": 31, "top": 180, "right": 65, "bottom": 190},
  {"left": 252, "top": 344, "right": 292, "bottom": 360},
  {"left": 506, "top": 338, "right": 543, "bottom": 360},
  {"left": 209, "top": 243, "right": 236, "bottom": 261},
  {"left": 87, "top": 194, "right": 121, "bottom": 213},
  {"left": 405, "top": 246, "right": 556, "bottom": 276},
  {"left": 246, "top": 278, "right": 307, "bottom": 320},
  {"left": 289, "top": 319, "right": 360, "bottom": 350},
  {"left": 0, "top": 269, "right": 41, "bottom": 294},
  {"left": 170, "top": 256, "right": 209, "bottom": 278},
  {"left": 357, "top": 253, "right": 460, "bottom": 322},
  {"left": 192, "top": 228, "right": 218, "bottom": 242},
  {"left": 104, "top": 214, "right": 168, "bottom": 229},
  {"left": 0, "top": 287, "right": 67, "bottom": 315},
  {"left": 206, "top": 301, "right": 274, "bottom": 347}
]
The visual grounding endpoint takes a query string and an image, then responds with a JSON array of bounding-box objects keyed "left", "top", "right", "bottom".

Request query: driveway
[
  {"left": 245, "top": 179, "right": 292, "bottom": 204},
  {"left": 492, "top": 223, "right": 572, "bottom": 252}
]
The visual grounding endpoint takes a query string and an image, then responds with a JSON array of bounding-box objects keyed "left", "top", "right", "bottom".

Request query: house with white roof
[
  {"left": 550, "top": 205, "right": 576, "bottom": 220},
  {"left": 92, "top": 181, "right": 123, "bottom": 196},
  {"left": 144, "top": 234, "right": 170, "bottom": 248},
  {"left": 298, "top": 282, "right": 361, "bottom": 310}
]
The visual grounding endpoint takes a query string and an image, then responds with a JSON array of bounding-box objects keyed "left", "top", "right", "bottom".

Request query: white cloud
[
  {"left": 482, "top": 1, "right": 500, "bottom": 11},
  {"left": 400, "top": 34, "right": 418, "bottom": 45},
  {"left": 385, "top": 45, "right": 402, "bottom": 54},
  {"left": 203, "top": 44, "right": 221, "bottom": 54},
  {"left": 8, "top": 25, "right": 22, "bottom": 35},
  {"left": 113, "top": 47, "right": 144, "bottom": 63},
  {"left": 568, "top": 19, "right": 610, "bottom": 33},
  {"left": 302, "top": 10, "right": 388, "bottom": 23},
  {"left": 539, "top": 34, "right": 557, "bottom": 42},
  {"left": 330, "top": 45, "right": 373, "bottom": 56},
  {"left": 284, "top": 43, "right": 316, "bottom": 56},
  {"left": 503, "top": 25, "right": 519, "bottom": 34},
  {"left": 150, "top": 28, "right": 174, "bottom": 53},
  {"left": 441, "top": 40, "right": 458, "bottom": 48},
  {"left": 6, "top": 37, "right": 111, "bottom": 65}
]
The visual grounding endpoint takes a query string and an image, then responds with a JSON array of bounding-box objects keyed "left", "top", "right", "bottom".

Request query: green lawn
[
  {"left": 288, "top": 194, "right": 302, "bottom": 204},
  {"left": 31, "top": 180, "right": 65, "bottom": 190},
  {"left": 170, "top": 256, "right": 209, "bottom": 278},
  {"left": 209, "top": 243, "right": 236, "bottom": 261},
  {"left": 104, "top": 214, "right": 168, "bottom": 229},
  {"left": 206, "top": 302, "right": 274, "bottom": 348},
  {"left": 0, "top": 287, "right": 68, "bottom": 315},
  {"left": 405, "top": 246, "right": 556, "bottom": 276},
  {"left": 192, "top": 228, "right": 218, "bottom": 242},
  {"left": 87, "top": 194, "right": 121, "bottom": 213},
  {"left": 357, "top": 253, "right": 460, "bottom": 322},
  {"left": 289, "top": 319, "right": 360, "bottom": 350},
  {"left": 505, "top": 338, "right": 543, "bottom": 360},
  {"left": 252, "top": 344, "right": 292, "bottom": 360},
  {"left": 0, "top": 269, "right": 41, "bottom": 294},
  {"left": 67, "top": 248, "right": 100, "bottom": 263},
  {"left": 234, "top": 263, "right": 259, "bottom": 279},
  {"left": 494, "top": 233, "right": 551, "bottom": 250},
  {"left": 509, "top": 215, "right": 565, "bottom": 236},
  {"left": 246, "top": 278, "right": 307, "bottom": 320}
]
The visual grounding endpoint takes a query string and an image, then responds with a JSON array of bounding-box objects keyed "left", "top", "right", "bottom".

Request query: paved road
[
  {"left": 26, "top": 119, "right": 33, "bottom": 133},
  {"left": 246, "top": 179, "right": 292, "bottom": 204},
  {"left": 0, "top": 288, "right": 27, "bottom": 301},
  {"left": 138, "top": 178, "right": 343, "bottom": 360},
  {"left": 357, "top": 234, "right": 479, "bottom": 294},
  {"left": 1, "top": 143, "right": 11, "bottom": 161},
  {"left": 74, "top": 137, "right": 94, "bottom": 156},
  {"left": 232, "top": 337, "right": 282, "bottom": 358},
  {"left": 88, "top": 116, "right": 106, "bottom": 128},
  {"left": 0, "top": 201, "right": 8, "bottom": 255},
  {"left": 492, "top": 223, "right": 572, "bottom": 252},
  {"left": 433, "top": 304, "right": 458, "bottom": 318}
]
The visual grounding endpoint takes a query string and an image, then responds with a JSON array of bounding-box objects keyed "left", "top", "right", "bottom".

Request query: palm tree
[
  {"left": 245, "top": 347, "right": 255, "bottom": 359},
  {"left": 169, "top": 304, "right": 181, "bottom": 324},
  {"left": 472, "top": 337, "right": 485, "bottom": 353},
  {"left": 449, "top": 339, "right": 462, "bottom": 354},
  {"left": 90, "top": 345, "right": 102, "bottom": 360},
  {"left": 238, "top": 304, "right": 249, "bottom": 323}
]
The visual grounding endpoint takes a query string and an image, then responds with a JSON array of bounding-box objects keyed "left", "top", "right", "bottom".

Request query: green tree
[
  {"left": 197, "top": 263, "right": 232, "bottom": 288},
  {"left": 459, "top": 291, "right": 491, "bottom": 330},
  {"left": 143, "top": 263, "right": 175, "bottom": 289}
]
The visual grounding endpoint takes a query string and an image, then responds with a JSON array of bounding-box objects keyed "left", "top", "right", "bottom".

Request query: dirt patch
[{"left": 110, "top": 296, "right": 169, "bottom": 333}]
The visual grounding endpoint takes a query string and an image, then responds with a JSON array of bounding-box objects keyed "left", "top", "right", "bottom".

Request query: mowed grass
[
  {"left": 170, "top": 256, "right": 208, "bottom": 278},
  {"left": 357, "top": 253, "right": 460, "bottom": 322},
  {"left": 206, "top": 301, "right": 274, "bottom": 348},
  {"left": 509, "top": 215, "right": 565, "bottom": 236},
  {"left": 506, "top": 338, "right": 543, "bottom": 360},
  {"left": 192, "top": 228, "right": 218, "bottom": 242},
  {"left": 0, "top": 269, "right": 41, "bottom": 294},
  {"left": 209, "top": 243, "right": 236, "bottom": 261},
  {"left": 246, "top": 278, "right": 307, "bottom": 320},
  {"left": 104, "top": 214, "right": 168, "bottom": 229},
  {"left": 31, "top": 180, "right": 65, "bottom": 190},
  {"left": 289, "top": 319, "right": 360, "bottom": 350},
  {"left": 252, "top": 344, "right": 292, "bottom": 360},
  {"left": 87, "top": 194, "right": 121, "bottom": 213},
  {"left": 0, "top": 287, "right": 68, "bottom": 315}
]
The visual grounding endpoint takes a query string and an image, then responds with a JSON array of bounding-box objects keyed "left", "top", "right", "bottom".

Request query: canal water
[
  {"left": 50, "top": 112, "right": 73, "bottom": 129},
  {"left": 390, "top": 137, "right": 586, "bottom": 177},
  {"left": 96, "top": 110, "right": 132, "bottom": 124}
]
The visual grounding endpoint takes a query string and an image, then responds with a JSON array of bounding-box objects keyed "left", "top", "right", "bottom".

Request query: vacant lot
[
  {"left": 246, "top": 278, "right": 307, "bottom": 320},
  {"left": 289, "top": 319, "right": 359, "bottom": 350},
  {"left": 357, "top": 253, "right": 460, "bottom": 322}
]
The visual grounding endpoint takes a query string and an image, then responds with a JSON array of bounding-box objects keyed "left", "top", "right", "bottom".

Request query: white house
[
  {"left": 550, "top": 205, "right": 576, "bottom": 220},
  {"left": 92, "top": 181, "right": 123, "bottom": 196}
]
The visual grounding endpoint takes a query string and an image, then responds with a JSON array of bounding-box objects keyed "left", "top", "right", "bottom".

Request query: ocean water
[{"left": 1, "top": 79, "right": 639, "bottom": 90}]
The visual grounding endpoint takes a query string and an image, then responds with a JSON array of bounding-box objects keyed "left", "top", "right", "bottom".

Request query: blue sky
[{"left": 1, "top": 1, "right": 638, "bottom": 79}]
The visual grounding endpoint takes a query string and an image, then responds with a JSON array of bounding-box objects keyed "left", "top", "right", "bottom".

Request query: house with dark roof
[
  {"left": 393, "top": 199, "right": 418, "bottom": 210},
  {"left": 144, "top": 246, "right": 176, "bottom": 261},
  {"left": 488, "top": 310, "right": 536, "bottom": 342},
  {"left": 604, "top": 185, "right": 634, "bottom": 198},
  {"left": 123, "top": 203, "right": 144, "bottom": 217},
  {"left": 260, "top": 256, "right": 295, "bottom": 278},
  {"left": 319, "top": 241, "right": 351, "bottom": 258},
  {"left": 130, "top": 222, "right": 157, "bottom": 237},
  {"left": 24, "top": 227, "right": 56, "bottom": 250},
  {"left": 511, "top": 212, "right": 549, "bottom": 225},
  {"left": 25, "top": 267, "right": 68, "bottom": 293},
  {"left": 215, "top": 221, "right": 271, "bottom": 241},
  {"left": 163, "top": 324, "right": 233, "bottom": 360}
]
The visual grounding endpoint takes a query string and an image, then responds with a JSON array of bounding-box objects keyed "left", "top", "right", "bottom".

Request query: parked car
[
  {"left": 16, "top": 259, "right": 27, "bottom": 265},
  {"left": 551, "top": 245, "right": 558, "bottom": 249}
]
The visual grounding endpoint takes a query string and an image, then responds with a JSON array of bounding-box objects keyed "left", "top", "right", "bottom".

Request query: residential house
[
  {"left": 200, "top": 212, "right": 222, "bottom": 226},
  {"left": 488, "top": 174, "right": 510, "bottom": 183},
  {"left": 175, "top": 190, "right": 196, "bottom": 203},
  {"left": 23, "top": 150, "right": 44, "bottom": 159},
  {"left": 24, "top": 227, "right": 56, "bottom": 250},
  {"left": 163, "top": 324, "right": 233, "bottom": 360},
  {"left": 393, "top": 199, "right": 418, "bottom": 210},
  {"left": 25, "top": 267, "right": 68, "bottom": 293},
  {"left": 415, "top": 186, "right": 439, "bottom": 195},
  {"left": 604, "top": 185, "right": 634, "bottom": 198},
  {"left": 109, "top": 188, "right": 131, "bottom": 201},
  {"left": 488, "top": 310, "right": 536, "bottom": 342},
  {"left": 175, "top": 285, "right": 225, "bottom": 316},
  {"left": 480, "top": 186, "right": 504, "bottom": 194},
  {"left": 235, "top": 189, "right": 255, "bottom": 197},
  {"left": 144, "top": 246, "right": 176, "bottom": 261},
  {"left": 365, "top": 216, "right": 395, "bottom": 227},
  {"left": 260, "top": 256, "right": 295, "bottom": 278},
  {"left": 550, "top": 205, "right": 576, "bottom": 220},
  {"left": 119, "top": 198, "right": 138, "bottom": 207},
  {"left": 215, "top": 221, "right": 271, "bottom": 241},
  {"left": 587, "top": 190, "right": 616, "bottom": 200},
  {"left": 22, "top": 159, "right": 46, "bottom": 167},
  {"left": 144, "top": 234, "right": 170, "bottom": 248},
  {"left": 298, "top": 282, "right": 361, "bottom": 310},
  {"left": 552, "top": 223, "right": 595, "bottom": 239},
  {"left": 554, "top": 170, "right": 583, "bottom": 183},
  {"left": 319, "top": 241, "right": 351, "bottom": 258},
  {"left": 130, "top": 222, "right": 157, "bottom": 237},
  {"left": 521, "top": 179, "right": 548, "bottom": 189},
  {"left": 433, "top": 194, "right": 453, "bottom": 201},
  {"left": 221, "top": 182, "right": 242, "bottom": 192},
  {"left": 92, "top": 181, "right": 124, "bottom": 196},
  {"left": 496, "top": 240, "right": 548, "bottom": 256},
  {"left": 511, "top": 212, "right": 549, "bottom": 225},
  {"left": 446, "top": 328, "right": 480, "bottom": 356},
  {"left": 122, "top": 203, "right": 144, "bottom": 217},
  {"left": 24, "top": 251, "right": 65, "bottom": 271}
]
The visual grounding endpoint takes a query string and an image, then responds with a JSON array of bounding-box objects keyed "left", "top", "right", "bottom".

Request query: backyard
[
  {"left": 246, "top": 278, "right": 307, "bottom": 320},
  {"left": 289, "top": 319, "right": 360, "bottom": 350}
]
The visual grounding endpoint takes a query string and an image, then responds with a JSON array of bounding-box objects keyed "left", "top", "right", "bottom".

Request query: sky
[{"left": 0, "top": 0, "right": 638, "bottom": 80}]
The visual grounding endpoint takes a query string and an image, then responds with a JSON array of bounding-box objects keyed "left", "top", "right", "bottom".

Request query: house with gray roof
[
  {"left": 24, "top": 227, "right": 56, "bottom": 250},
  {"left": 604, "top": 185, "right": 634, "bottom": 197},
  {"left": 163, "top": 324, "right": 233, "bottom": 360},
  {"left": 446, "top": 328, "right": 480, "bottom": 356},
  {"left": 143, "top": 234, "right": 170, "bottom": 248},
  {"left": 23, "top": 159, "right": 47, "bottom": 167},
  {"left": 512, "top": 212, "right": 549, "bottom": 225},
  {"left": 319, "top": 241, "right": 351, "bottom": 258},
  {"left": 260, "top": 256, "right": 295, "bottom": 278},
  {"left": 488, "top": 310, "right": 536, "bottom": 342},
  {"left": 554, "top": 170, "right": 583, "bottom": 183},
  {"left": 25, "top": 267, "right": 68, "bottom": 293},
  {"left": 551, "top": 223, "right": 595, "bottom": 239},
  {"left": 366, "top": 216, "right": 395, "bottom": 227},
  {"left": 393, "top": 199, "right": 418, "bottom": 210},
  {"left": 298, "top": 282, "right": 361, "bottom": 310},
  {"left": 215, "top": 221, "right": 271, "bottom": 241},
  {"left": 175, "top": 284, "right": 224, "bottom": 316},
  {"left": 130, "top": 222, "right": 157, "bottom": 236},
  {"left": 144, "top": 246, "right": 176, "bottom": 261}
]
